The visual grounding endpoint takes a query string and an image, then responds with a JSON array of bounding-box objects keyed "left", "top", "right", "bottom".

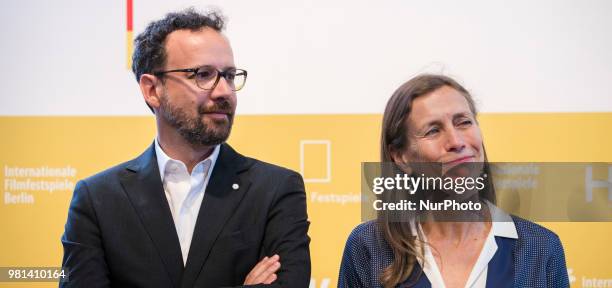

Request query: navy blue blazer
[
  {"left": 338, "top": 217, "right": 569, "bottom": 287},
  {"left": 61, "top": 143, "right": 311, "bottom": 288}
]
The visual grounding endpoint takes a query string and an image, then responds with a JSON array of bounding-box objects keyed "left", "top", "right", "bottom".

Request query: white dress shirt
[
  {"left": 415, "top": 203, "right": 519, "bottom": 288},
  {"left": 154, "top": 139, "right": 220, "bottom": 266}
]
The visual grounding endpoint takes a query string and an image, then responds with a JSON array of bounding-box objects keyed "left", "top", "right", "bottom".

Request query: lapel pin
[{"left": 232, "top": 183, "right": 239, "bottom": 190}]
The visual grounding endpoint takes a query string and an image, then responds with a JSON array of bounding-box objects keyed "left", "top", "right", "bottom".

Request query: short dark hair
[{"left": 131, "top": 8, "right": 225, "bottom": 82}]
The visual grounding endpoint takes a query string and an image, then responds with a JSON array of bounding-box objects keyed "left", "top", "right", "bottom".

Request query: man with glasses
[{"left": 61, "top": 8, "right": 310, "bottom": 288}]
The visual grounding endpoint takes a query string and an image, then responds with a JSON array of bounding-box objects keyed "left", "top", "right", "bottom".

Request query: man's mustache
[{"left": 198, "top": 100, "right": 234, "bottom": 115}]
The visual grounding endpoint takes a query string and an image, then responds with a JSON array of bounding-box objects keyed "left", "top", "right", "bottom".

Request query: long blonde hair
[{"left": 378, "top": 74, "right": 495, "bottom": 287}]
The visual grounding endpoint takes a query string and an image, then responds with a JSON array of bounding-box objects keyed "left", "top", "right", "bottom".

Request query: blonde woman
[{"left": 338, "top": 74, "right": 569, "bottom": 288}]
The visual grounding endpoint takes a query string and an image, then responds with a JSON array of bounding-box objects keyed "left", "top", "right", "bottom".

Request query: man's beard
[{"left": 158, "top": 94, "right": 234, "bottom": 146}]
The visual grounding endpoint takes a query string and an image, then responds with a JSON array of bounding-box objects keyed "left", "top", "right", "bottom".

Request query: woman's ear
[{"left": 390, "top": 149, "right": 412, "bottom": 174}]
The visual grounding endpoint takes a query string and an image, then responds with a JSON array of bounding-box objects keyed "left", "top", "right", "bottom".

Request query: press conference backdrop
[{"left": 1, "top": 1, "right": 611, "bottom": 287}]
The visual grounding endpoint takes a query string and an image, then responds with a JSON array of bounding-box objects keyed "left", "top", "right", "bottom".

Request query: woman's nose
[{"left": 445, "top": 128, "right": 466, "bottom": 153}]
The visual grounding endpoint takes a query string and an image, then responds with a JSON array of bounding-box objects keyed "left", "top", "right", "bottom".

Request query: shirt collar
[
  {"left": 154, "top": 138, "right": 220, "bottom": 181},
  {"left": 411, "top": 202, "right": 518, "bottom": 288},
  {"left": 488, "top": 202, "right": 518, "bottom": 239},
  {"left": 409, "top": 201, "right": 518, "bottom": 239}
]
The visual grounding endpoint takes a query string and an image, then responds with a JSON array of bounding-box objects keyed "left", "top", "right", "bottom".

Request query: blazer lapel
[
  {"left": 181, "top": 143, "right": 251, "bottom": 288},
  {"left": 399, "top": 263, "right": 431, "bottom": 287},
  {"left": 486, "top": 237, "right": 516, "bottom": 287},
  {"left": 119, "top": 143, "right": 184, "bottom": 288}
]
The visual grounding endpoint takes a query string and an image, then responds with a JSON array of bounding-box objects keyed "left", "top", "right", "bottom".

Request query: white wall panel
[{"left": 1, "top": 0, "right": 611, "bottom": 115}]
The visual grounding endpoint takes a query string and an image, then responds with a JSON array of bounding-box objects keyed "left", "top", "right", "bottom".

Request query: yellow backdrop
[{"left": 1, "top": 113, "right": 611, "bottom": 287}]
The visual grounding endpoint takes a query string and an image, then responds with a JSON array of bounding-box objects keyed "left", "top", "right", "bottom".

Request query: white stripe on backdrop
[{"left": 1, "top": 0, "right": 611, "bottom": 115}]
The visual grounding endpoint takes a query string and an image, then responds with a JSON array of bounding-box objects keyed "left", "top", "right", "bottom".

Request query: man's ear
[{"left": 139, "top": 74, "right": 162, "bottom": 111}]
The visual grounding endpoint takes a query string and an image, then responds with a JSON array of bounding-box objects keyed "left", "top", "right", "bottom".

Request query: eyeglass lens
[{"left": 194, "top": 66, "right": 247, "bottom": 91}]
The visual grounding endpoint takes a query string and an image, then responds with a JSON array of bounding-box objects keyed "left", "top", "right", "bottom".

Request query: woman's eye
[
  {"left": 424, "top": 128, "right": 439, "bottom": 136},
  {"left": 458, "top": 120, "right": 473, "bottom": 127}
]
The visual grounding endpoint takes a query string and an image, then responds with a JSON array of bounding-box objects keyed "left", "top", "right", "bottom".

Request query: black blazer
[{"left": 61, "top": 143, "right": 311, "bottom": 288}]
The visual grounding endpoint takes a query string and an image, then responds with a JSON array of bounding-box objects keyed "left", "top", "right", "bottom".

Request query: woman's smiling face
[{"left": 400, "top": 85, "right": 484, "bottom": 175}]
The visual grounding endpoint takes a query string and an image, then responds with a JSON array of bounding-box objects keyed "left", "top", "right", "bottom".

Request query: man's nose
[{"left": 210, "top": 76, "right": 234, "bottom": 100}]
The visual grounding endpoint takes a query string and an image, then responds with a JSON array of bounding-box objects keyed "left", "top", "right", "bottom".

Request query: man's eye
[{"left": 195, "top": 70, "right": 215, "bottom": 80}]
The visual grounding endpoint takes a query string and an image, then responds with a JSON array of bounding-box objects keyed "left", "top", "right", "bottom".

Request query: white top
[
  {"left": 154, "top": 138, "right": 220, "bottom": 266},
  {"left": 415, "top": 204, "right": 518, "bottom": 288}
]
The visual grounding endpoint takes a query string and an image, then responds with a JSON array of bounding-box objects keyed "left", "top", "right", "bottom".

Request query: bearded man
[{"left": 61, "top": 8, "right": 310, "bottom": 288}]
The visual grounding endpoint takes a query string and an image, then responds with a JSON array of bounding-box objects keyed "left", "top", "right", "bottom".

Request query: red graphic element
[
  {"left": 127, "top": 0, "right": 133, "bottom": 31},
  {"left": 126, "top": 0, "right": 133, "bottom": 69}
]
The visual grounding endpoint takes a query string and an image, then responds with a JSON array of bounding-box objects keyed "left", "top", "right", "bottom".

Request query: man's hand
[{"left": 243, "top": 254, "right": 281, "bottom": 285}]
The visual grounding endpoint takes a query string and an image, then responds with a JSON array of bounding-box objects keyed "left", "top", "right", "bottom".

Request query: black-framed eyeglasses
[{"left": 153, "top": 65, "right": 247, "bottom": 91}]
